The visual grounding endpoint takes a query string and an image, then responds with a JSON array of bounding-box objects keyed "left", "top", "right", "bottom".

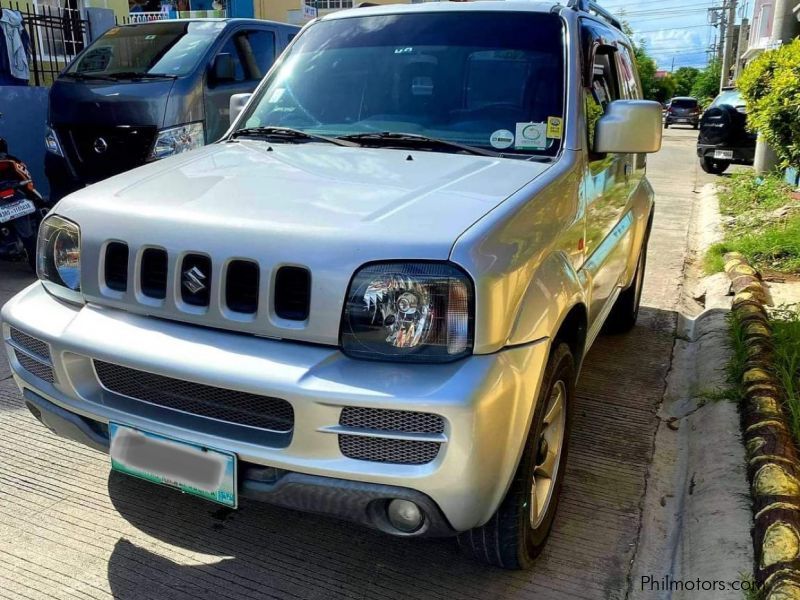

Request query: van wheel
[
  {"left": 605, "top": 226, "right": 649, "bottom": 333},
  {"left": 457, "top": 343, "right": 574, "bottom": 569}
]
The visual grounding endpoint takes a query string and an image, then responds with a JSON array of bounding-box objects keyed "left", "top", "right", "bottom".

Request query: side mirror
[
  {"left": 594, "top": 100, "right": 663, "bottom": 154},
  {"left": 212, "top": 53, "right": 235, "bottom": 82},
  {"left": 229, "top": 93, "right": 252, "bottom": 126}
]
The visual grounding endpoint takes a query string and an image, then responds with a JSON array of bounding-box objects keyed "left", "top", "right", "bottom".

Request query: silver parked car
[{"left": 1, "top": 0, "right": 661, "bottom": 568}]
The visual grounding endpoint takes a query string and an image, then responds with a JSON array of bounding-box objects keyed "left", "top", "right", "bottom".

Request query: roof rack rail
[{"left": 566, "top": 0, "right": 624, "bottom": 31}]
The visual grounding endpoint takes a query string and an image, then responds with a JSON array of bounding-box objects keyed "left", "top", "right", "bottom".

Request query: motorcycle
[{"left": 0, "top": 137, "right": 50, "bottom": 272}]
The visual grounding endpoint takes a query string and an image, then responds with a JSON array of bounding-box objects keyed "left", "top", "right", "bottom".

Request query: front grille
[
  {"left": 94, "top": 360, "right": 294, "bottom": 433},
  {"left": 226, "top": 260, "right": 260, "bottom": 314},
  {"left": 15, "top": 351, "right": 55, "bottom": 383},
  {"left": 104, "top": 242, "right": 129, "bottom": 292},
  {"left": 141, "top": 248, "right": 168, "bottom": 299},
  {"left": 340, "top": 407, "right": 445, "bottom": 434},
  {"left": 274, "top": 266, "right": 311, "bottom": 321},
  {"left": 9, "top": 327, "right": 51, "bottom": 362},
  {"left": 339, "top": 435, "right": 441, "bottom": 465},
  {"left": 58, "top": 125, "right": 156, "bottom": 183}
]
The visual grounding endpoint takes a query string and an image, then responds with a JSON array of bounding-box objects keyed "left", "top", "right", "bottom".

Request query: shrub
[{"left": 738, "top": 39, "right": 800, "bottom": 169}]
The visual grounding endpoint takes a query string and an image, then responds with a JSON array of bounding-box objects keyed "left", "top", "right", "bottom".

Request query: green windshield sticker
[{"left": 515, "top": 122, "right": 547, "bottom": 150}]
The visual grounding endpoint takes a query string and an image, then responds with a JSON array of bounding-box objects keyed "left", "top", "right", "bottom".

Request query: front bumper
[{"left": 1, "top": 282, "right": 549, "bottom": 534}]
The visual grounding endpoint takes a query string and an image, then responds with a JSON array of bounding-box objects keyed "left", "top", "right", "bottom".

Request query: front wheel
[
  {"left": 457, "top": 343, "right": 575, "bottom": 569},
  {"left": 700, "top": 156, "right": 730, "bottom": 174}
]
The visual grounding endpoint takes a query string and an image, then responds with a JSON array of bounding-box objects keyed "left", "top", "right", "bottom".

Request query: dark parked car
[
  {"left": 696, "top": 88, "right": 755, "bottom": 174},
  {"left": 664, "top": 96, "right": 700, "bottom": 128},
  {"left": 44, "top": 19, "right": 299, "bottom": 200}
]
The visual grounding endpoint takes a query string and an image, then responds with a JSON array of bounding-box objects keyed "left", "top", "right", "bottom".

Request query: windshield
[
  {"left": 237, "top": 12, "right": 566, "bottom": 156},
  {"left": 670, "top": 98, "right": 697, "bottom": 108},
  {"left": 711, "top": 90, "right": 745, "bottom": 109},
  {"left": 66, "top": 21, "right": 225, "bottom": 78}
]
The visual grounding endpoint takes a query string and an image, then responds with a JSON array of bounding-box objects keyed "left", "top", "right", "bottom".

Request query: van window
[
  {"left": 66, "top": 21, "right": 226, "bottom": 78},
  {"left": 215, "top": 36, "right": 246, "bottom": 82},
  {"left": 244, "top": 30, "right": 276, "bottom": 79}
]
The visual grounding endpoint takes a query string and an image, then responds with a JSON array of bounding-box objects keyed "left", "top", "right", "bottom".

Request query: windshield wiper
[
  {"left": 338, "top": 132, "right": 500, "bottom": 157},
  {"left": 61, "top": 72, "right": 117, "bottom": 81},
  {"left": 106, "top": 71, "right": 177, "bottom": 80},
  {"left": 229, "top": 126, "right": 357, "bottom": 147}
]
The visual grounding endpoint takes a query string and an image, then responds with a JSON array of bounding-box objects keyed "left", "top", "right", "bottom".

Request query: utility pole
[
  {"left": 753, "top": 0, "right": 799, "bottom": 173},
  {"left": 733, "top": 17, "right": 749, "bottom": 79},
  {"left": 720, "top": 0, "right": 737, "bottom": 88},
  {"left": 717, "top": 8, "right": 727, "bottom": 61}
]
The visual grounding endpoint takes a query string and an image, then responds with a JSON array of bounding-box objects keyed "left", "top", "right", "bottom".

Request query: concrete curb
[{"left": 724, "top": 251, "right": 800, "bottom": 600}]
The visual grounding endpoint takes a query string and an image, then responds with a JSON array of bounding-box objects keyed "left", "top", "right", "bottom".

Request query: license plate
[
  {"left": 109, "top": 423, "right": 237, "bottom": 507},
  {"left": 0, "top": 199, "right": 35, "bottom": 224},
  {"left": 677, "top": 118, "right": 688, "bottom": 122},
  {"left": 714, "top": 150, "right": 734, "bottom": 160}
]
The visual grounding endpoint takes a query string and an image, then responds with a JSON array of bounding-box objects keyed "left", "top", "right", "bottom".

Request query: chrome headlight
[
  {"left": 148, "top": 122, "right": 205, "bottom": 160},
  {"left": 45, "top": 126, "right": 63, "bottom": 156},
  {"left": 340, "top": 262, "right": 474, "bottom": 363},
  {"left": 37, "top": 215, "right": 81, "bottom": 291}
]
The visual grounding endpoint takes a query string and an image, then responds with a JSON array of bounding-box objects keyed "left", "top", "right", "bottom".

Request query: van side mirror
[
  {"left": 229, "top": 93, "right": 252, "bottom": 126},
  {"left": 212, "top": 53, "right": 236, "bottom": 82},
  {"left": 594, "top": 100, "right": 663, "bottom": 154}
]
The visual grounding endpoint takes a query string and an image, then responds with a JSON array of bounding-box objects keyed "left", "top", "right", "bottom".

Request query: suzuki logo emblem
[
  {"left": 92, "top": 137, "right": 109, "bottom": 154},
  {"left": 182, "top": 266, "right": 207, "bottom": 294}
]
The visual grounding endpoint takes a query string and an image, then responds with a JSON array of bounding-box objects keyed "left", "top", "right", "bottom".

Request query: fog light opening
[{"left": 387, "top": 499, "right": 424, "bottom": 533}]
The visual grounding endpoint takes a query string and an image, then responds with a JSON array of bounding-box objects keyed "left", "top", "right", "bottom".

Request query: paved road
[{"left": 0, "top": 128, "right": 718, "bottom": 600}]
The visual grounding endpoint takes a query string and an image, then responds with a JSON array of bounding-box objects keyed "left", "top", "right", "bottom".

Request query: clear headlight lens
[
  {"left": 340, "top": 262, "right": 474, "bottom": 363},
  {"left": 44, "top": 126, "right": 63, "bottom": 156},
  {"left": 37, "top": 215, "right": 81, "bottom": 291},
  {"left": 149, "top": 122, "right": 205, "bottom": 161}
]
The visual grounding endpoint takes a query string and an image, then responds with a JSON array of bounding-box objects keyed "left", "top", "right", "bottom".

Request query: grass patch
[
  {"left": 771, "top": 306, "right": 800, "bottom": 444},
  {"left": 706, "top": 172, "right": 800, "bottom": 275}
]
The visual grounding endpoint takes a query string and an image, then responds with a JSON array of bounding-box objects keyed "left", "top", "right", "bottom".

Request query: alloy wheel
[{"left": 530, "top": 379, "right": 567, "bottom": 529}]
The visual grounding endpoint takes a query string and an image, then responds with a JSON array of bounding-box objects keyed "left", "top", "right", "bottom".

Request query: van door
[
  {"left": 580, "top": 23, "right": 635, "bottom": 334},
  {"left": 204, "top": 28, "right": 277, "bottom": 141}
]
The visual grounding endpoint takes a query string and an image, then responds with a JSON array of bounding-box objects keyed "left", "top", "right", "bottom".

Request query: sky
[{"left": 595, "top": 0, "right": 754, "bottom": 70}]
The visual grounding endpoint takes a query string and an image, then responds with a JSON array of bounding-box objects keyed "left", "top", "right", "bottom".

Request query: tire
[
  {"left": 699, "top": 156, "right": 730, "bottom": 174},
  {"left": 605, "top": 225, "right": 649, "bottom": 333},
  {"left": 663, "top": 122, "right": 669, "bottom": 129},
  {"left": 457, "top": 342, "right": 575, "bottom": 569},
  {"left": 693, "top": 123, "right": 699, "bottom": 130}
]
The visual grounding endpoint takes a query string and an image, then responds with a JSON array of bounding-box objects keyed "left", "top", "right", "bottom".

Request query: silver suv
[{"left": 1, "top": 0, "right": 661, "bottom": 568}]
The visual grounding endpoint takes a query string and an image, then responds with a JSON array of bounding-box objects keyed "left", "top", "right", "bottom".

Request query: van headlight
[
  {"left": 149, "top": 122, "right": 205, "bottom": 160},
  {"left": 45, "top": 126, "right": 63, "bottom": 156},
  {"left": 340, "top": 262, "right": 474, "bottom": 363},
  {"left": 37, "top": 215, "right": 81, "bottom": 291}
]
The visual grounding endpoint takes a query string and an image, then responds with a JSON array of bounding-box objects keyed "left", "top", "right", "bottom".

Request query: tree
[
  {"left": 673, "top": 67, "right": 700, "bottom": 97},
  {"left": 738, "top": 39, "right": 800, "bottom": 169},
  {"left": 690, "top": 59, "right": 722, "bottom": 106}
]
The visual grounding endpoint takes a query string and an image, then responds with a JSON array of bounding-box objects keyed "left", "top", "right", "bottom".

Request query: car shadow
[{"left": 105, "top": 305, "right": 678, "bottom": 600}]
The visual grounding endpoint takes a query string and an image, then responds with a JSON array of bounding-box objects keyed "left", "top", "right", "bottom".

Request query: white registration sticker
[{"left": 0, "top": 199, "right": 35, "bottom": 224}]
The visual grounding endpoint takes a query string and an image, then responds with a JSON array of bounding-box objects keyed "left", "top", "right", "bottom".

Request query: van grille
[
  {"left": 57, "top": 125, "right": 157, "bottom": 183},
  {"left": 94, "top": 360, "right": 294, "bottom": 433}
]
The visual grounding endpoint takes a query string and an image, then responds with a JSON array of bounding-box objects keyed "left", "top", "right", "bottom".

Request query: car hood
[{"left": 57, "top": 141, "right": 551, "bottom": 345}]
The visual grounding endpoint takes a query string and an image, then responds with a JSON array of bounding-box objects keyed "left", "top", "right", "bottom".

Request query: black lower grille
[
  {"left": 94, "top": 361, "right": 294, "bottom": 432},
  {"left": 9, "top": 327, "right": 51, "bottom": 362},
  {"left": 340, "top": 407, "right": 444, "bottom": 434},
  {"left": 58, "top": 125, "right": 157, "bottom": 183},
  {"left": 339, "top": 435, "right": 440, "bottom": 465},
  {"left": 15, "top": 351, "right": 55, "bottom": 383}
]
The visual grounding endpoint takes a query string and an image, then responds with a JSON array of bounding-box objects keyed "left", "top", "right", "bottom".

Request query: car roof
[
  {"left": 118, "top": 18, "right": 296, "bottom": 28},
  {"left": 322, "top": 1, "right": 560, "bottom": 21}
]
